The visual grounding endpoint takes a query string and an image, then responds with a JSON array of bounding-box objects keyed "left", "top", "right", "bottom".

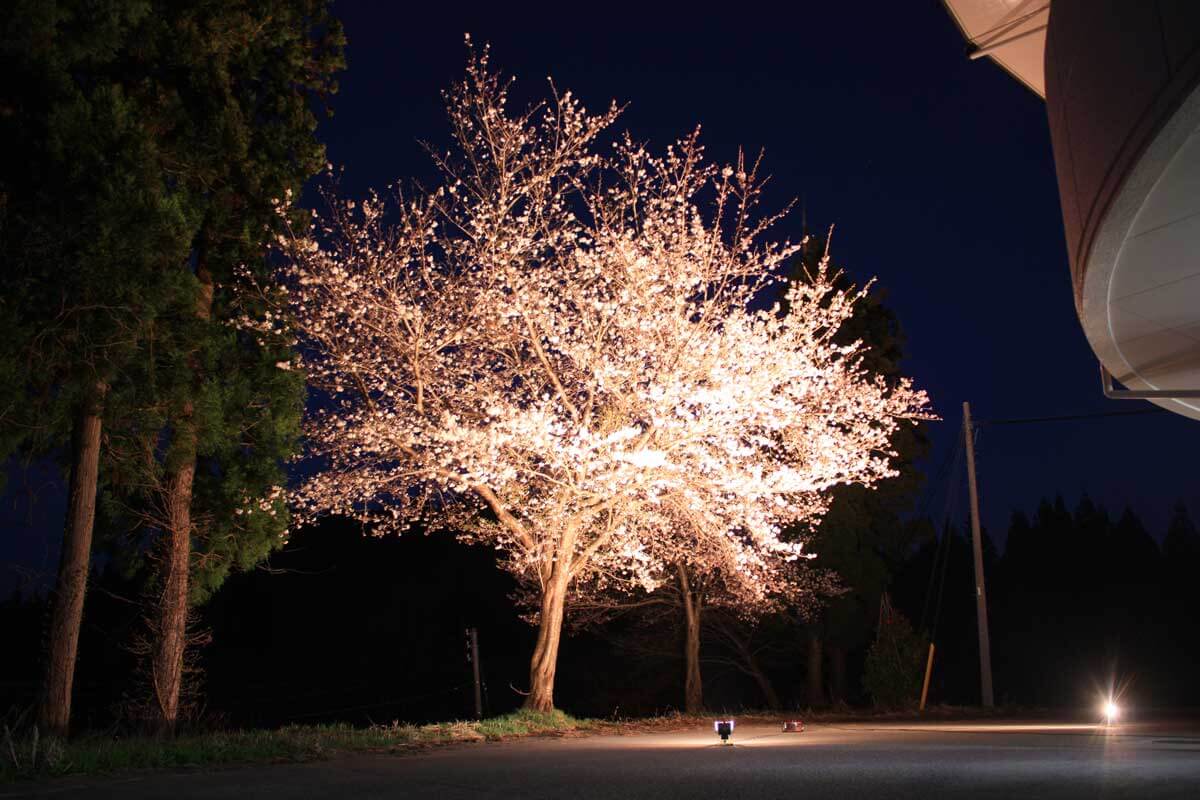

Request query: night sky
[{"left": 3, "top": 1, "right": 1198, "bottom": 590}]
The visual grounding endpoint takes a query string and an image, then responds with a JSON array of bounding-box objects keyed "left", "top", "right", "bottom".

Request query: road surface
[{"left": 6, "top": 720, "right": 1200, "bottom": 799}]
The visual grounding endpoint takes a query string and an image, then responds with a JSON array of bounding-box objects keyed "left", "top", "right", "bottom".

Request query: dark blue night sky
[{"left": 4, "top": 2, "right": 1198, "bottom": 591}]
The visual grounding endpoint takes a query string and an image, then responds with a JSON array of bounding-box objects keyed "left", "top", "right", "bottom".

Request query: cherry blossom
[{"left": 277, "top": 46, "right": 932, "bottom": 710}]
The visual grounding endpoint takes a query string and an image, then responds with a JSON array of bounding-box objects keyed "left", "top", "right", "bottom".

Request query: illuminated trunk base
[
  {"left": 524, "top": 568, "right": 569, "bottom": 712},
  {"left": 683, "top": 610, "right": 703, "bottom": 714},
  {"left": 679, "top": 564, "right": 703, "bottom": 714}
]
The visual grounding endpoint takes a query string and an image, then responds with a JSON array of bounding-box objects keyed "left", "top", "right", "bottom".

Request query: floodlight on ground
[
  {"left": 1103, "top": 700, "right": 1120, "bottom": 725},
  {"left": 714, "top": 719, "right": 735, "bottom": 744}
]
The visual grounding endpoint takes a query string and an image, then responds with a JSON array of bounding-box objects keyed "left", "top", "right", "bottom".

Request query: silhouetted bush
[{"left": 864, "top": 612, "right": 925, "bottom": 709}]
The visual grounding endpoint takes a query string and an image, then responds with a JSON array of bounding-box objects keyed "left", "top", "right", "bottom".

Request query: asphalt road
[{"left": 7, "top": 720, "right": 1200, "bottom": 799}]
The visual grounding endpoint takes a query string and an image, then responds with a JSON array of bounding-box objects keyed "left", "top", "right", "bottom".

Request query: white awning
[{"left": 942, "top": 0, "right": 1050, "bottom": 97}]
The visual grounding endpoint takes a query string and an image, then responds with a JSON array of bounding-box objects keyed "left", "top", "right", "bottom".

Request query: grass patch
[
  {"left": 3, "top": 705, "right": 1010, "bottom": 783},
  {"left": 477, "top": 709, "right": 592, "bottom": 739},
  {"left": 1, "top": 710, "right": 592, "bottom": 783}
]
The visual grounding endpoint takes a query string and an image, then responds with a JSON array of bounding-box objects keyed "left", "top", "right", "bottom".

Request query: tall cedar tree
[
  {"left": 113, "top": 2, "right": 343, "bottom": 734},
  {"left": 0, "top": 1, "right": 343, "bottom": 735},
  {"left": 1, "top": 0, "right": 200, "bottom": 737},
  {"left": 788, "top": 233, "right": 929, "bottom": 706}
]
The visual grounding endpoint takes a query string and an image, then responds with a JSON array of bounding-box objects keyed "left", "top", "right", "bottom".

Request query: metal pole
[
  {"left": 1100, "top": 364, "right": 1200, "bottom": 399},
  {"left": 919, "top": 642, "right": 936, "bottom": 712},
  {"left": 468, "top": 627, "right": 483, "bottom": 720},
  {"left": 962, "top": 402, "right": 995, "bottom": 707}
]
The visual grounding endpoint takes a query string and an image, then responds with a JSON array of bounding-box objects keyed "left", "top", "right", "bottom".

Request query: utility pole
[
  {"left": 962, "top": 402, "right": 995, "bottom": 708},
  {"left": 466, "top": 627, "right": 483, "bottom": 719},
  {"left": 919, "top": 642, "right": 936, "bottom": 712}
]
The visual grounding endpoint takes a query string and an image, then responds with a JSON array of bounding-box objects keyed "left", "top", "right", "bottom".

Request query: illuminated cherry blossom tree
[
  {"left": 561, "top": 510, "right": 840, "bottom": 713},
  {"left": 277, "top": 47, "right": 931, "bottom": 710}
]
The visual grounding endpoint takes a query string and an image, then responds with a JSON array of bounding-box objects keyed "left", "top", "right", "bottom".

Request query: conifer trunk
[
  {"left": 806, "top": 627, "right": 825, "bottom": 707},
  {"left": 40, "top": 384, "right": 105, "bottom": 737},
  {"left": 828, "top": 643, "right": 848, "bottom": 705},
  {"left": 151, "top": 253, "right": 213, "bottom": 735},
  {"left": 750, "top": 659, "right": 781, "bottom": 710},
  {"left": 678, "top": 564, "right": 703, "bottom": 714},
  {"left": 151, "top": 451, "right": 194, "bottom": 734}
]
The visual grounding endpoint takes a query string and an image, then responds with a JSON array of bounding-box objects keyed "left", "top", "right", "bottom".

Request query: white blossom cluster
[{"left": 277, "top": 48, "right": 931, "bottom": 609}]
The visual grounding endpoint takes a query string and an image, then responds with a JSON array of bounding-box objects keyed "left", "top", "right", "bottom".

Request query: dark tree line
[
  {"left": 893, "top": 497, "right": 1200, "bottom": 710},
  {"left": 4, "top": 497, "right": 1196, "bottom": 724}
]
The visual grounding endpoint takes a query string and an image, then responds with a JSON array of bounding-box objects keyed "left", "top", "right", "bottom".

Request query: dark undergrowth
[{"left": 1, "top": 709, "right": 591, "bottom": 782}]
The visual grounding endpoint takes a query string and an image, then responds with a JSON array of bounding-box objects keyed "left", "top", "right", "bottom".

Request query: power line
[
  {"left": 918, "top": 425, "right": 964, "bottom": 638},
  {"left": 931, "top": 432, "right": 964, "bottom": 640},
  {"left": 977, "top": 408, "right": 1167, "bottom": 426},
  {"left": 913, "top": 422, "right": 962, "bottom": 522},
  {"left": 930, "top": 509, "right": 954, "bottom": 643}
]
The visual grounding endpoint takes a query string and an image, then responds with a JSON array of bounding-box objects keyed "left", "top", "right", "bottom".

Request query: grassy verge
[
  {"left": 2, "top": 705, "right": 1016, "bottom": 783},
  {"left": 0, "top": 709, "right": 593, "bottom": 783}
]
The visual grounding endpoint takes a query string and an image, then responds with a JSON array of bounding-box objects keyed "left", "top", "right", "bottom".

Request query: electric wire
[
  {"left": 977, "top": 408, "right": 1167, "bottom": 426},
  {"left": 930, "top": 503, "right": 955, "bottom": 644},
  {"left": 917, "top": 425, "right": 962, "bottom": 634},
  {"left": 917, "top": 422, "right": 964, "bottom": 634},
  {"left": 908, "top": 399, "right": 1166, "bottom": 704},
  {"left": 930, "top": 432, "right": 964, "bottom": 644}
]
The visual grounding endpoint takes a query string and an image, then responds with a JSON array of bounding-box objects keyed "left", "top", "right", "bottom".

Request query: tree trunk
[
  {"left": 678, "top": 565, "right": 703, "bottom": 714},
  {"left": 828, "top": 643, "right": 847, "bottom": 705},
  {"left": 806, "top": 627, "right": 825, "bottom": 708},
  {"left": 151, "top": 454, "right": 194, "bottom": 735},
  {"left": 748, "top": 653, "right": 781, "bottom": 710},
  {"left": 39, "top": 385, "right": 105, "bottom": 738},
  {"left": 525, "top": 561, "right": 570, "bottom": 712},
  {"left": 150, "top": 253, "right": 213, "bottom": 735}
]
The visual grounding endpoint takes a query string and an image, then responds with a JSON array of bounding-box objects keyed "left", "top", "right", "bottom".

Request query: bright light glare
[{"left": 1103, "top": 701, "right": 1119, "bottom": 723}]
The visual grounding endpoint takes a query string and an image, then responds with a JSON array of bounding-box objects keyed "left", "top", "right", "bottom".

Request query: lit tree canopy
[
  {"left": 559, "top": 508, "right": 840, "bottom": 713},
  {"left": 276, "top": 47, "right": 932, "bottom": 709}
]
